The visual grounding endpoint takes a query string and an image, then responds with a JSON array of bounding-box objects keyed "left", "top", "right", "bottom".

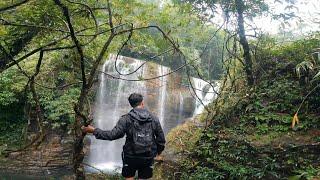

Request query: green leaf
[{"left": 313, "top": 71, "right": 320, "bottom": 79}]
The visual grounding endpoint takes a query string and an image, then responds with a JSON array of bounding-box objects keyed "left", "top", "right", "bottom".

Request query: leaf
[
  {"left": 313, "top": 71, "right": 320, "bottom": 79},
  {"left": 245, "top": 104, "right": 254, "bottom": 112},
  {"left": 291, "top": 113, "right": 299, "bottom": 128}
]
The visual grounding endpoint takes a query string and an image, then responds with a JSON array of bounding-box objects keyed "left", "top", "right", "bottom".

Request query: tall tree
[
  {"left": 175, "top": 0, "right": 270, "bottom": 85},
  {"left": 235, "top": 0, "right": 254, "bottom": 85}
]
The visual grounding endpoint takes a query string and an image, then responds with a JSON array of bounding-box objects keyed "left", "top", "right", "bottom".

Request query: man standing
[{"left": 82, "top": 93, "right": 166, "bottom": 180}]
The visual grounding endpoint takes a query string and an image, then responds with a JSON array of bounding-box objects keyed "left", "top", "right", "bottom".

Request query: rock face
[
  {"left": 101, "top": 54, "right": 219, "bottom": 134},
  {"left": 0, "top": 134, "right": 73, "bottom": 177}
]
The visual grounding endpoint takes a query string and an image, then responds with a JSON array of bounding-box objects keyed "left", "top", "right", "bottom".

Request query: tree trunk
[
  {"left": 73, "top": 89, "right": 88, "bottom": 180},
  {"left": 235, "top": 0, "right": 254, "bottom": 86}
]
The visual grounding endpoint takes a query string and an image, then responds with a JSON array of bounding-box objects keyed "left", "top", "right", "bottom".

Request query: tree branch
[
  {"left": 0, "top": 0, "right": 29, "bottom": 12},
  {"left": 54, "top": 0, "right": 87, "bottom": 89},
  {"left": 0, "top": 18, "right": 68, "bottom": 33},
  {"left": 107, "top": 0, "right": 114, "bottom": 34},
  {"left": 66, "top": 0, "right": 98, "bottom": 37}
]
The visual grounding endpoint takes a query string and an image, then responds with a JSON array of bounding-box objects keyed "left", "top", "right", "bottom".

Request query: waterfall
[
  {"left": 86, "top": 55, "right": 145, "bottom": 173},
  {"left": 157, "top": 65, "right": 170, "bottom": 132},
  {"left": 192, "top": 78, "right": 220, "bottom": 115},
  {"left": 85, "top": 55, "right": 219, "bottom": 173},
  {"left": 178, "top": 92, "right": 184, "bottom": 123},
  {"left": 192, "top": 77, "right": 205, "bottom": 115}
]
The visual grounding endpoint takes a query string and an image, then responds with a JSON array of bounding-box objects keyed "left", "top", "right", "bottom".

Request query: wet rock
[
  {"left": 8, "top": 152, "right": 21, "bottom": 159},
  {"left": 51, "top": 136, "right": 61, "bottom": 145},
  {"left": 0, "top": 134, "right": 73, "bottom": 177}
]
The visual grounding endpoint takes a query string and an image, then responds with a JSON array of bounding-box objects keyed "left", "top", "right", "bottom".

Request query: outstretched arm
[{"left": 82, "top": 116, "right": 128, "bottom": 141}]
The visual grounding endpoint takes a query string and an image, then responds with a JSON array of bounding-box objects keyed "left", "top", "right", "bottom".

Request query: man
[{"left": 82, "top": 93, "right": 166, "bottom": 180}]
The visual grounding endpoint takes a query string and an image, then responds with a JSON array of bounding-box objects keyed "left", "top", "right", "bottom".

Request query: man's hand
[
  {"left": 81, "top": 125, "right": 95, "bottom": 134},
  {"left": 154, "top": 154, "right": 164, "bottom": 162}
]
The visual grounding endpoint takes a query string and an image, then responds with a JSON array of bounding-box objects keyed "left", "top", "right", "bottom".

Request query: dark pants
[{"left": 122, "top": 153, "right": 154, "bottom": 179}]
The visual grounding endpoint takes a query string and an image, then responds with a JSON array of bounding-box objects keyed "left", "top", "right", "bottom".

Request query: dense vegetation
[
  {"left": 0, "top": 0, "right": 223, "bottom": 149},
  {"left": 168, "top": 33, "right": 320, "bottom": 179},
  {"left": 0, "top": 0, "right": 319, "bottom": 179}
]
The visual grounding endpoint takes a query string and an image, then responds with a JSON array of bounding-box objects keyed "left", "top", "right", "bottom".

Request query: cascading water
[
  {"left": 85, "top": 55, "right": 145, "bottom": 172},
  {"left": 157, "top": 66, "right": 170, "bottom": 133},
  {"left": 178, "top": 92, "right": 184, "bottom": 124},
  {"left": 192, "top": 78, "right": 220, "bottom": 115},
  {"left": 85, "top": 54, "right": 219, "bottom": 173}
]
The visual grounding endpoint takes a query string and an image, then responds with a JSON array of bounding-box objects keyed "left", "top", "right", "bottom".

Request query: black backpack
[{"left": 131, "top": 118, "right": 154, "bottom": 155}]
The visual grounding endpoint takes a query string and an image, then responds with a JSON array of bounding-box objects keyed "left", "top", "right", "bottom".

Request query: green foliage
[
  {"left": 291, "top": 166, "right": 320, "bottom": 180},
  {"left": 181, "top": 166, "right": 226, "bottom": 180},
  {"left": 0, "top": 68, "right": 27, "bottom": 150},
  {"left": 166, "top": 120, "right": 202, "bottom": 154},
  {"left": 0, "top": 1, "right": 319, "bottom": 178},
  {"left": 41, "top": 87, "right": 80, "bottom": 128},
  {"left": 192, "top": 130, "right": 277, "bottom": 179},
  {"left": 0, "top": 0, "right": 226, "bottom": 151},
  {"left": 181, "top": 33, "right": 320, "bottom": 179},
  {"left": 0, "top": 101, "right": 26, "bottom": 153},
  {"left": 0, "top": 67, "right": 27, "bottom": 106},
  {"left": 0, "top": 122, "right": 25, "bottom": 155},
  {"left": 271, "top": 33, "right": 319, "bottom": 64},
  {"left": 244, "top": 34, "right": 320, "bottom": 133}
]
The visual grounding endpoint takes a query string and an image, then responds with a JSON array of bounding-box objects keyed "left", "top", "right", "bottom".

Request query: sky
[
  {"left": 150, "top": 0, "right": 319, "bottom": 36},
  {"left": 256, "top": 0, "right": 320, "bottom": 34},
  {"left": 157, "top": 0, "right": 320, "bottom": 35}
]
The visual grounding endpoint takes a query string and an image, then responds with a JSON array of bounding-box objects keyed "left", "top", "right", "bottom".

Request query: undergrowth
[{"left": 178, "top": 34, "right": 320, "bottom": 179}]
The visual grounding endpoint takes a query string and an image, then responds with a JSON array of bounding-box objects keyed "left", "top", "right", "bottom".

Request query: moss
[{"left": 166, "top": 120, "right": 202, "bottom": 154}]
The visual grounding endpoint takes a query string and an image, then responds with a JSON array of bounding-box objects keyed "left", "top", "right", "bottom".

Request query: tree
[{"left": 175, "top": 0, "right": 270, "bottom": 85}]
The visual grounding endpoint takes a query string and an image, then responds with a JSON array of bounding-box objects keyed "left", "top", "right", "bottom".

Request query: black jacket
[{"left": 93, "top": 108, "right": 166, "bottom": 157}]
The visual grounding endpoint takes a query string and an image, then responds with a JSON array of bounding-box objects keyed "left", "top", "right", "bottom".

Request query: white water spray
[
  {"left": 158, "top": 65, "right": 170, "bottom": 127},
  {"left": 86, "top": 55, "right": 145, "bottom": 173}
]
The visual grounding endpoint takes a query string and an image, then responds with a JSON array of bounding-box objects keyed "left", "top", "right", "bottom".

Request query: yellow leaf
[{"left": 291, "top": 113, "right": 299, "bottom": 128}]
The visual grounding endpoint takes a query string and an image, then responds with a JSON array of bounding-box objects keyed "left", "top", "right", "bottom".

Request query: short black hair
[{"left": 128, "top": 93, "right": 143, "bottom": 108}]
